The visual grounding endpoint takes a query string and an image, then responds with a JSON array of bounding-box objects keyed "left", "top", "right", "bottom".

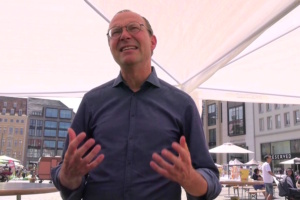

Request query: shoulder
[
  {"left": 85, "top": 79, "right": 115, "bottom": 98},
  {"left": 158, "top": 79, "right": 195, "bottom": 104}
]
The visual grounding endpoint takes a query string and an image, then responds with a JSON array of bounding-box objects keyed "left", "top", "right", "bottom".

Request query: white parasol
[
  {"left": 0, "top": 155, "right": 20, "bottom": 162},
  {"left": 280, "top": 157, "right": 300, "bottom": 164},
  {"left": 209, "top": 143, "right": 253, "bottom": 154}
]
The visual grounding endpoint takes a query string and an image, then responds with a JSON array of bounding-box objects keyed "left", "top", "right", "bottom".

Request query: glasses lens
[
  {"left": 109, "top": 27, "right": 122, "bottom": 38},
  {"left": 127, "top": 22, "right": 141, "bottom": 34}
]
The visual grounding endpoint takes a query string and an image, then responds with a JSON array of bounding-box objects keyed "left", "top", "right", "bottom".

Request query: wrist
[{"left": 59, "top": 170, "right": 82, "bottom": 190}]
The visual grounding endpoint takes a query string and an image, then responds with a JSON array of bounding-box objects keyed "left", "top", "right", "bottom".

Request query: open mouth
[{"left": 120, "top": 46, "right": 138, "bottom": 52}]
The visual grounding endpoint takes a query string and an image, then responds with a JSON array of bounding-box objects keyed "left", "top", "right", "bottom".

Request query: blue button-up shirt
[{"left": 51, "top": 68, "right": 221, "bottom": 200}]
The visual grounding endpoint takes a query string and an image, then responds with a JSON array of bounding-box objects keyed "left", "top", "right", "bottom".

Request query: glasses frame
[{"left": 107, "top": 22, "right": 146, "bottom": 39}]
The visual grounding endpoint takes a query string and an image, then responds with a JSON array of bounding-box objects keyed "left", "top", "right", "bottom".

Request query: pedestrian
[
  {"left": 51, "top": 9, "right": 221, "bottom": 200},
  {"left": 262, "top": 155, "right": 278, "bottom": 200}
]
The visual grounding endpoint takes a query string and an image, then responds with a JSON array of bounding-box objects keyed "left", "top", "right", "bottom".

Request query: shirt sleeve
[
  {"left": 51, "top": 165, "right": 85, "bottom": 200},
  {"left": 50, "top": 96, "right": 91, "bottom": 200},
  {"left": 183, "top": 98, "right": 222, "bottom": 199}
]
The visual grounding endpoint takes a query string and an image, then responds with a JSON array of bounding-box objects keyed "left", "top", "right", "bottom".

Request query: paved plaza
[{"left": 0, "top": 180, "right": 286, "bottom": 200}]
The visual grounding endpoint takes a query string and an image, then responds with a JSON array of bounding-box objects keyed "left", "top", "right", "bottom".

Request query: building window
[
  {"left": 57, "top": 141, "right": 65, "bottom": 149},
  {"left": 10, "top": 109, "right": 15, "bottom": 115},
  {"left": 259, "top": 118, "right": 264, "bottom": 131},
  {"left": 258, "top": 103, "right": 264, "bottom": 113},
  {"left": 20, "top": 128, "right": 23, "bottom": 135},
  {"left": 58, "top": 130, "right": 68, "bottom": 138},
  {"left": 207, "top": 104, "right": 216, "bottom": 126},
  {"left": 13, "top": 102, "right": 17, "bottom": 108},
  {"left": 284, "top": 113, "right": 290, "bottom": 126},
  {"left": 2, "top": 108, "right": 6, "bottom": 115},
  {"left": 15, "top": 128, "right": 18, "bottom": 134},
  {"left": 28, "top": 139, "right": 42, "bottom": 148},
  {"left": 43, "top": 140, "right": 56, "bottom": 148},
  {"left": 228, "top": 102, "right": 245, "bottom": 136},
  {"left": 9, "top": 127, "right": 13, "bottom": 134},
  {"left": 21, "top": 120, "right": 24, "bottom": 123},
  {"left": 267, "top": 116, "right": 272, "bottom": 130},
  {"left": 274, "top": 104, "right": 280, "bottom": 110},
  {"left": 59, "top": 122, "right": 70, "bottom": 129},
  {"left": 45, "top": 121, "right": 57, "bottom": 129},
  {"left": 275, "top": 114, "right": 281, "bottom": 129},
  {"left": 14, "top": 140, "right": 18, "bottom": 147},
  {"left": 27, "top": 148, "right": 41, "bottom": 158},
  {"left": 18, "top": 109, "right": 22, "bottom": 116},
  {"left": 294, "top": 110, "right": 300, "bottom": 124},
  {"left": 44, "top": 129, "right": 56, "bottom": 137},
  {"left": 60, "top": 110, "right": 72, "bottom": 119},
  {"left": 45, "top": 108, "right": 58, "bottom": 118},
  {"left": 10, "top": 119, "right": 13, "bottom": 123},
  {"left": 3, "top": 102, "right": 7, "bottom": 107},
  {"left": 208, "top": 129, "right": 216, "bottom": 147},
  {"left": 283, "top": 104, "right": 289, "bottom": 108},
  {"left": 266, "top": 103, "right": 272, "bottom": 112}
]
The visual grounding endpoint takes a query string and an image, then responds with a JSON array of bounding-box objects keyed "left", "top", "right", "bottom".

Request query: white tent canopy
[{"left": 0, "top": 0, "right": 299, "bottom": 105}]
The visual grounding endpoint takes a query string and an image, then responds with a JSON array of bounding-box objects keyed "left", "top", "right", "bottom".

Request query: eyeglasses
[{"left": 107, "top": 22, "right": 145, "bottom": 39}]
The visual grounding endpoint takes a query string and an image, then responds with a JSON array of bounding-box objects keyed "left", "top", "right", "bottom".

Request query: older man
[{"left": 51, "top": 10, "right": 221, "bottom": 200}]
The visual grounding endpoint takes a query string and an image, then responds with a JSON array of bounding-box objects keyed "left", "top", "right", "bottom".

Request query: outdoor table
[
  {"left": 220, "top": 180, "right": 264, "bottom": 199},
  {"left": 0, "top": 182, "right": 58, "bottom": 200}
]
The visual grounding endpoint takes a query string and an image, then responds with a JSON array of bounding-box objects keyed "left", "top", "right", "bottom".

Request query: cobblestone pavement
[{"left": 0, "top": 179, "right": 286, "bottom": 200}]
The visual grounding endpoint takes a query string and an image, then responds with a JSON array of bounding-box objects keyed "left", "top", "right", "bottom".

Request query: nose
[{"left": 119, "top": 27, "right": 131, "bottom": 40}]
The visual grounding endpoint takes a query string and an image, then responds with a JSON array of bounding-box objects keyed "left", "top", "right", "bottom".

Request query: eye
[
  {"left": 127, "top": 23, "right": 140, "bottom": 33},
  {"left": 110, "top": 27, "right": 122, "bottom": 37}
]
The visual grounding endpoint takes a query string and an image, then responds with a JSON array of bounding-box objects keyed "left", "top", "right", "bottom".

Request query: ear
[{"left": 150, "top": 35, "right": 157, "bottom": 52}]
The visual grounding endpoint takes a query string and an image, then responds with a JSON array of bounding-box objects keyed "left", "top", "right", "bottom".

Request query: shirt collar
[{"left": 112, "top": 67, "right": 161, "bottom": 88}]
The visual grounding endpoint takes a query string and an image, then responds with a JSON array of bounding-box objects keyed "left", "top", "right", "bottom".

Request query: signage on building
[{"left": 271, "top": 153, "right": 292, "bottom": 160}]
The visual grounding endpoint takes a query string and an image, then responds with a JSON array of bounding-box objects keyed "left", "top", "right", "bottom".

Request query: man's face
[
  {"left": 267, "top": 156, "right": 272, "bottom": 163},
  {"left": 107, "top": 12, "right": 156, "bottom": 67}
]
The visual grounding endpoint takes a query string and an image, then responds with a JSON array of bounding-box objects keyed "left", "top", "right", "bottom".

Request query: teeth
[{"left": 122, "top": 46, "right": 136, "bottom": 51}]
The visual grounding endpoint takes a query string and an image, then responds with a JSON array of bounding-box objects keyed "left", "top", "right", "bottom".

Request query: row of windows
[
  {"left": 1, "top": 139, "right": 23, "bottom": 147},
  {"left": 2, "top": 102, "right": 18, "bottom": 108},
  {"left": 29, "top": 129, "right": 68, "bottom": 138},
  {"left": 28, "top": 139, "right": 64, "bottom": 149},
  {"left": 0, "top": 127, "right": 24, "bottom": 134},
  {"left": 1, "top": 150, "right": 22, "bottom": 158},
  {"left": 27, "top": 148, "right": 64, "bottom": 158},
  {"left": 45, "top": 108, "right": 72, "bottom": 119},
  {"left": 0, "top": 118, "right": 25, "bottom": 123},
  {"left": 30, "top": 120, "right": 70, "bottom": 129},
  {"left": 259, "top": 110, "right": 300, "bottom": 131},
  {"left": 1, "top": 108, "right": 23, "bottom": 116},
  {"left": 259, "top": 103, "right": 290, "bottom": 113}
]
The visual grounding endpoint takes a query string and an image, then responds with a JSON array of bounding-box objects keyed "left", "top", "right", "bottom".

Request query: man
[
  {"left": 262, "top": 155, "right": 277, "bottom": 200},
  {"left": 51, "top": 10, "right": 221, "bottom": 200}
]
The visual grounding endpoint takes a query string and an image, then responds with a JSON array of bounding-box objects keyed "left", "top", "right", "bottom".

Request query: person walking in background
[
  {"left": 262, "top": 155, "right": 278, "bottom": 200},
  {"left": 51, "top": 9, "right": 221, "bottom": 200}
]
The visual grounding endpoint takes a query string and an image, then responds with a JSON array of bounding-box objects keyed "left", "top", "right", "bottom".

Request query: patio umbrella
[
  {"left": 209, "top": 143, "right": 254, "bottom": 154},
  {"left": 245, "top": 158, "right": 260, "bottom": 166},
  {"left": 229, "top": 158, "right": 244, "bottom": 166},
  {"left": 280, "top": 157, "right": 299, "bottom": 164},
  {"left": 0, "top": 155, "right": 20, "bottom": 162}
]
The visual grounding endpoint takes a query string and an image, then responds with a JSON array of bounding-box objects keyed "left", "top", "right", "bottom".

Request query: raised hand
[
  {"left": 150, "top": 136, "right": 207, "bottom": 196},
  {"left": 59, "top": 128, "right": 104, "bottom": 190}
]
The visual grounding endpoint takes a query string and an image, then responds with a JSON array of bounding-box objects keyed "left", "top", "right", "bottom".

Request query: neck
[{"left": 121, "top": 64, "right": 152, "bottom": 92}]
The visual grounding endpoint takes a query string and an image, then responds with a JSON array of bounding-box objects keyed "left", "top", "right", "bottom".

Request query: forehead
[{"left": 109, "top": 11, "right": 144, "bottom": 28}]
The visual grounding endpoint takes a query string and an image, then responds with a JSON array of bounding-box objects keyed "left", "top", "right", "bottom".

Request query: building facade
[
  {"left": 0, "top": 96, "right": 28, "bottom": 164},
  {"left": 203, "top": 100, "right": 300, "bottom": 173},
  {"left": 25, "top": 98, "right": 75, "bottom": 169},
  {"left": 254, "top": 103, "right": 300, "bottom": 173}
]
